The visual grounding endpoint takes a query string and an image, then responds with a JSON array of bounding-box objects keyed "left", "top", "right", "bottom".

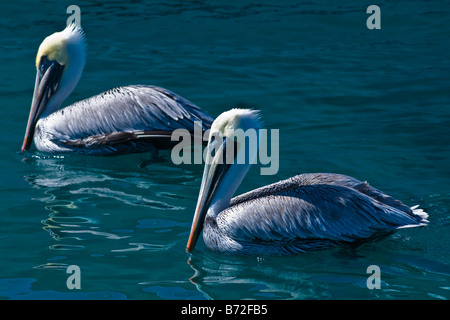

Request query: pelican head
[
  {"left": 22, "top": 24, "right": 86, "bottom": 151},
  {"left": 187, "top": 108, "right": 262, "bottom": 252}
]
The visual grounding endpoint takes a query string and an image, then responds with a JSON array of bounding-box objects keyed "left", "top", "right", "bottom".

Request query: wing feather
[
  {"left": 38, "top": 85, "right": 213, "bottom": 153},
  {"left": 221, "top": 175, "right": 425, "bottom": 246}
]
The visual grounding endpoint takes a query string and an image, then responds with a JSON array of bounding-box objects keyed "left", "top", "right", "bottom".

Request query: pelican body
[
  {"left": 186, "top": 109, "right": 429, "bottom": 255},
  {"left": 22, "top": 24, "right": 213, "bottom": 155}
]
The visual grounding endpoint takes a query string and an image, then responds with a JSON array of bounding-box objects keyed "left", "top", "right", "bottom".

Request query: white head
[
  {"left": 22, "top": 24, "right": 86, "bottom": 151},
  {"left": 187, "top": 108, "right": 262, "bottom": 252}
]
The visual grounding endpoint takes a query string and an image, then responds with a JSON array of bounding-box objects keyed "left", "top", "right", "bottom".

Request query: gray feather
[
  {"left": 35, "top": 85, "right": 213, "bottom": 154},
  {"left": 205, "top": 173, "right": 428, "bottom": 254}
]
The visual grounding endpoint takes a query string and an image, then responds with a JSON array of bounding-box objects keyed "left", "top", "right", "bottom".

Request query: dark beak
[
  {"left": 186, "top": 136, "right": 235, "bottom": 252},
  {"left": 21, "top": 58, "right": 64, "bottom": 151}
]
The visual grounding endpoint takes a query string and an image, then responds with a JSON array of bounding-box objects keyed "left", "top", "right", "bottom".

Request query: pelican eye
[{"left": 38, "top": 55, "right": 51, "bottom": 74}]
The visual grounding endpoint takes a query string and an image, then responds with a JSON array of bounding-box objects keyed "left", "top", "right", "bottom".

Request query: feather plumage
[
  {"left": 203, "top": 173, "right": 428, "bottom": 254},
  {"left": 34, "top": 85, "right": 213, "bottom": 154}
]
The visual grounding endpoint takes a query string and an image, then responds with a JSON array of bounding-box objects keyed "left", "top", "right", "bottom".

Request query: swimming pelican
[
  {"left": 21, "top": 24, "right": 213, "bottom": 155},
  {"left": 186, "top": 109, "right": 429, "bottom": 255}
]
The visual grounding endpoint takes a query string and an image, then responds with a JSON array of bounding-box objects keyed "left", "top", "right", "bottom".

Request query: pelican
[
  {"left": 21, "top": 24, "right": 213, "bottom": 155},
  {"left": 186, "top": 109, "right": 429, "bottom": 255}
]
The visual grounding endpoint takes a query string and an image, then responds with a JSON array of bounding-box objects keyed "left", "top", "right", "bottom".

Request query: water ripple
[
  {"left": 49, "top": 244, "right": 85, "bottom": 251},
  {"left": 111, "top": 242, "right": 175, "bottom": 253},
  {"left": 59, "top": 229, "right": 130, "bottom": 240},
  {"left": 69, "top": 187, "right": 185, "bottom": 210}
]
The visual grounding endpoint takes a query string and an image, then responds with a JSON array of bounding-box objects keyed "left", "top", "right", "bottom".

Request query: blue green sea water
[{"left": 0, "top": 1, "right": 449, "bottom": 300}]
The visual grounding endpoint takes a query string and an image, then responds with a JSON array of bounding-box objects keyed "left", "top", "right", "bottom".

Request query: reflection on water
[
  {"left": 187, "top": 249, "right": 348, "bottom": 299},
  {"left": 187, "top": 231, "right": 450, "bottom": 300},
  {"left": 69, "top": 187, "right": 184, "bottom": 210},
  {"left": 111, "top": 242, "right": 175, "bottom": 253},
  {"left": 22, "top": 153, "right": 199, "bottom": 254}
]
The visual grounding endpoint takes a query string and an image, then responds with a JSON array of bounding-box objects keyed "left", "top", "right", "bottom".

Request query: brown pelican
[
  {"left": 186, "top": 109, "right": 429, "bottom": 255},
  {"left": 21, "top": 24, "right": 213, "bottom": 155}
]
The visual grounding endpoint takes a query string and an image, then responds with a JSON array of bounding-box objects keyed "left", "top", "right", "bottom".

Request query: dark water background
[{"left": 0, "top": 1, "right": 449, "bottom": 299}]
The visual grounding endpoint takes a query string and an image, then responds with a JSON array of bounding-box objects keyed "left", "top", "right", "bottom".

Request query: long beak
[
  {"left": 186, "top": 137, "right": 233, "bottom": 252},
  {"left": 21, "top": 59, "right": 64, "bottom": 152}
]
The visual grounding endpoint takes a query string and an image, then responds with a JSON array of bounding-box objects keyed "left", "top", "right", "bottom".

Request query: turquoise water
[{"left": 0, "top": 1, "right": 449, "bottom": 300}]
